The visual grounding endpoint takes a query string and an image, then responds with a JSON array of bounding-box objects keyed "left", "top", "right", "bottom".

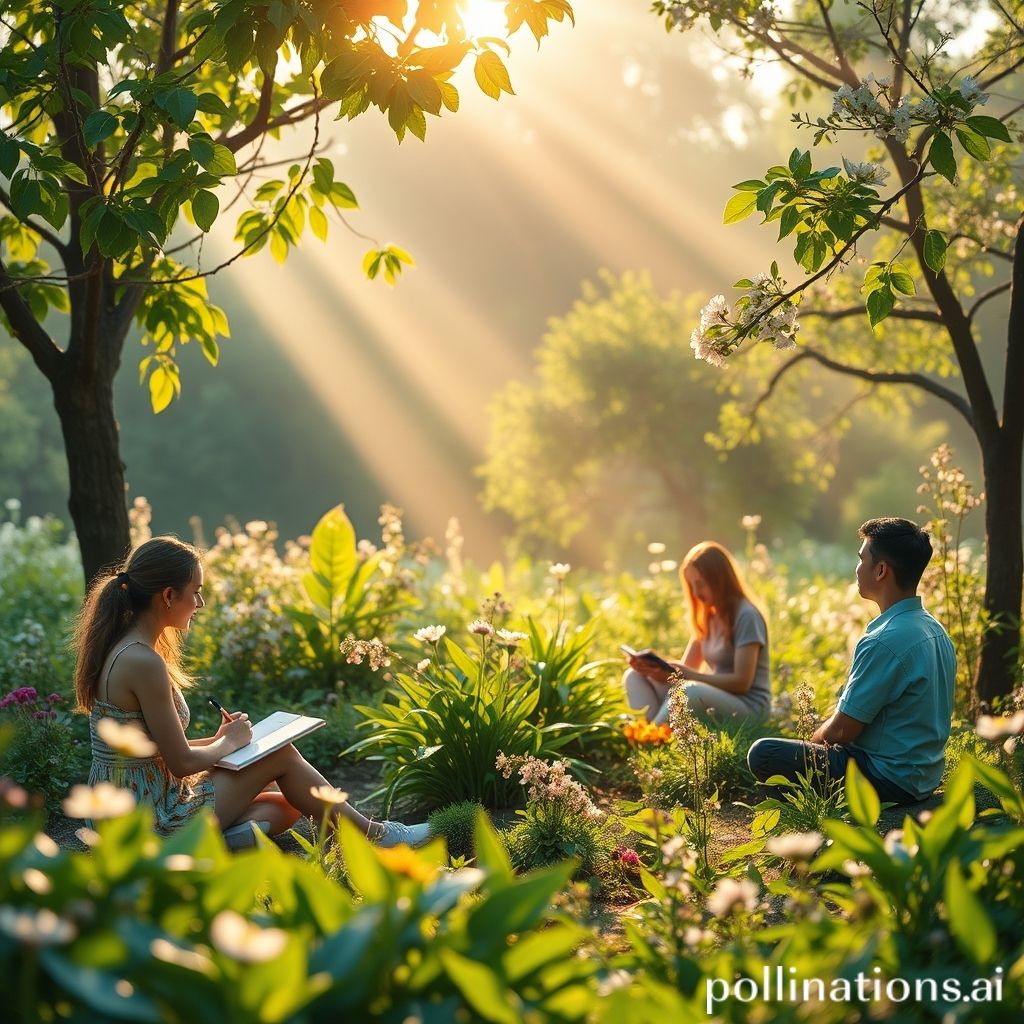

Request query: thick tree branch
[
  {"left": 802, "top": 305, "right": 942, "bottom": 324},
  {"left": 891, "top": 148, "right": 999, "bottom": 441},
  {"left": 220, "top": 73, "right": 276, "bottom": 152},
  {"left": 968, "top": 280, "right": 1012, "bottom": 322},
  {"left": 800, "top": 344, "right": 975, "bottom": 428},
  {"left": 0, "top": 257, "right": 63, "bottom": 380},
  {"left": 156, "top": 0, "right": 180, "bottom": 75}
]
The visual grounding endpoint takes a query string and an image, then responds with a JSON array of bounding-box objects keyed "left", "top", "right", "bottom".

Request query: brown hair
[
  {"left": 73, "top": 536, "right": 203, "bottom": 711},
  {"left": 680, "top": 541, "right": 765, "bottom": 643}
]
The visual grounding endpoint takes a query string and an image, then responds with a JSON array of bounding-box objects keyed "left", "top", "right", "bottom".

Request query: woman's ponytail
[{"left": 72, "top": 536, "right": 202, "bottom": 710}]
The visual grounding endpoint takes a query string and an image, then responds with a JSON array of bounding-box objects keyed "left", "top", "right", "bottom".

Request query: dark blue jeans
[{"left": 747, "top": 737, "right": 921, "bottom": 805}]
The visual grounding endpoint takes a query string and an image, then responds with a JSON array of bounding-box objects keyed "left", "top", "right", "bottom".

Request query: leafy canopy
[{"left": 0, "top": 0, "right": 574, "bottom": 409}]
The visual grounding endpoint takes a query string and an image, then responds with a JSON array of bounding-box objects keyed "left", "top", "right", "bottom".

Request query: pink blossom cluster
[
  {"left": 496, "top": 752, "right": 601, "bottom": 819},
  {"left": 0, "top": 687, "right": 63, "bottom": 719},
  {"left": 610, "top": 846, "right": 641, "bottom": 869}
]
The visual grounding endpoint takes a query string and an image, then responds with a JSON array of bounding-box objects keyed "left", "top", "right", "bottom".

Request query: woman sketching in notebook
[{"left": 73, "top": 535, "right": 429, "bottom": 849}]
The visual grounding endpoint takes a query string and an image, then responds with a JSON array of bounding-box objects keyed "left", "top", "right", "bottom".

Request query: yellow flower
[
  {"left": 376, "top": 845, "right": 437, "bottom": 883},
  {"left": 96, "top": 717, "right": 157, "bottom": 758},
  {"left": 62, "top": 782, "right": 136, "bottom": 821},
  {"left": 209, "top": 910, "right": 287, "bottom": 963}
]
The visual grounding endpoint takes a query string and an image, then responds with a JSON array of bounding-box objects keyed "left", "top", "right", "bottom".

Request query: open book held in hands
[{"left": 215, "top": 711, "right": 326, "bottom": 770}]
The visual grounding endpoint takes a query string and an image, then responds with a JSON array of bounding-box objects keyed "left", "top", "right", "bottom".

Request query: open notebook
[{"left": 215, "top": 711, "right": 326, "bottom": 770}]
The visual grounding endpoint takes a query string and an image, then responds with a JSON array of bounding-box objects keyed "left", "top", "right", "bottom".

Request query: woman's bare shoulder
[{"left": 104, "top": 643, "right": 170, "bottom": 706}]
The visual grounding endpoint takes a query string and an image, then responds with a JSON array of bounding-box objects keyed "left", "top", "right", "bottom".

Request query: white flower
[
  {"left": 96, "top": 717, "right": 158, "bottom": 758},
  {"left": 468, "top": 618, "right": 495, "bottom": 636},
  {"left": 416, "top": 658, "right": 431, "bottom": 672},
  {"left": 958, "top": 75, "right": 989, "bottom": 106},
  {"left": 913, "top": 96, "right": 939, "bottom": 121},
  {"left": 690, "top": 331, "right": 728, "bottom": 367},
  {"left": 698, "top": 293, "right": 730, "bottom": 334},
  {"left": 150, "top": 937, "right": 215, "bottom": 974},
  {"left": 842, "top": 157, "right": 890, "bottom": 186},
  {"left": 659, "top": 559, "right": 678, "bottom": 572},
  {"left": 496, "top": 629, "right": 529, "bottom": 647},
  {"left": 0, "top": 906, "right": 76, "bottom": 946},
  {"left": 741, "top": 515, "right": 762, "bottom": 530},
  {"left": 548, "top": 562, "right": 571, "bottom": 581},
  {"left": 707, "top": 877, "right": 759, "bottom": 917},
  {"left": 413, "top": 625, "right": 446, "bottom": 644},
  {"left": 4, "top": 498, "right": 20, "bottom": 512},
  {"left": 209, "top": 910, "right": 288, "bottom": 963},
  {"left": 647, "top": 541, "right": 666, "bottom": 555},
  {"left": 62, "top": 782, "right": 136, "bottom": 821},
  {"left": 766, "top": 831, "right": 823, "bottom": 861}
]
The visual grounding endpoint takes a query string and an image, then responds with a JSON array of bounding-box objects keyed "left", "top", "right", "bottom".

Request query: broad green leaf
[
  {"left": 866, "top": 285, "right": 894, "bottom": 328},
  {"left": 945, "top": 861, "right": 997, "bottom": 966},
  {"left": 954, "top": 126, "right": 991, "bottom": 161},
  {"left": 307, "top": 504, "right": 357, "bottom": 602},
  {"left": 83, "top": 110, "right": 118, "bottom": 146},
  {"left": 309, "top": 204, "right": 328, "bottom": 241},
  {"left": 965, "top": 115, "right": 1011, "bottom": 142},
  {"left": 337, "top": 818, "right": 392, "bottom": 901},
  {"left": 474, "top": 50, "right": 514, "bottom": 100},
  {"left": 191, "top": 189, "right": 219, "bottom": 231},
  {"left": 890, "top": 270, "right": 916, "bottom": 296},
  {"left": 723, "top": 191, "right": 758, "bottom": 225},
  {"left": 845, "top": 760, "right": 880, "bottom": 827},
  {"left": 473, "top": 811, "right": 513, "bottom": 880},
  {"left": 438, "top": 948, "right": 520, "bottom": 1024},
  {"left": 155, "top": 88, "right": 198, "bottom": 129},
  {"left": 923, "top": 229, "right": 947, "bottom": 272},
  {"left": 928, "top": 132, "right": 957, "bottom": 183},
  {"left": 732, "top": 179, "right": 766, "bottom": 192},
  {"left": 148, "top": 364, "right": 177, "bottom": 414}
]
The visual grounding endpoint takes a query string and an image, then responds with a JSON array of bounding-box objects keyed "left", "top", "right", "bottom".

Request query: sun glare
[{"left": 459, "top": 0, "right": 508, "bottom": 39}]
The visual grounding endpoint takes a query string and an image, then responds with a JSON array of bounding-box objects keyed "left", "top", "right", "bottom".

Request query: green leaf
[
  {"left": 945, "top": 861, "right": 997, "bottom": 966},
  {"left": 732, "top": 179, "right": 766, "bottom": 192},
  {"left": 965, "top": 115, "right": 1011, "bottom": 143},
  {"left": 309, "top": 204, "right": 328, "bottom": 241},
  {"left": 307, "top": 504, "right": 357, "bottom": 605},
  {"left": 148, "top": 364, "right": 178, "bottom": 414},
  {"left": 439, "top": 949, "right": 520, "bottom": 1024},
  {"left": 155, "top": 88, "right": 198, "bottom": 129},
  {"left": 778, "top": 204, "right": 800, "bottom": 240},
  {"left": 866, "top": 286, "right": 894, "bottom": 329},
  {"left": 928, "top": 132, "right": 957, "bottom": 183},
  {"left": 723, "top": 191, "right": 758, "bottom": 225},
  {"left": 890, "top": 271, "right": 916, "bottom": 296},
  {"left": 954, "top": 126, "right": 991, "bottom": 161},
  {"left": 337, "top": 818, "right": 392, "bottom": 901},
  {"left": 191, "top": 189, "right": 219, "bottom": 231},
  {"left": 844, "top": 760, "right": 880, "bottom": 827},
  {"left": 923, "top": 229, "right": 947, "bottom": 272},
  {"left": 474, "top": 50, "right": 514, "bottom": 100},
  {"left": 473, "top": 811, "right": 513, "bottom": 880},
  {"left": 83, "top": 110, "right": 118, "bottom": 146}
]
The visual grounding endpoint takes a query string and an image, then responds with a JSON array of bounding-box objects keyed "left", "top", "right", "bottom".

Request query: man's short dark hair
[{"left": 858, "top": 517, "right": 933, "bottom": 590}]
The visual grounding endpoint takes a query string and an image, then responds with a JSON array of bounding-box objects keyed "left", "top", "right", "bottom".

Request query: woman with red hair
[{"left": 623, "top": 541, "right": 771, "bottom": 725}]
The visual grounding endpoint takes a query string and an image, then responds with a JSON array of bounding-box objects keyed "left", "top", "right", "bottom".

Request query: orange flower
[{"left": 376, "top": 846, "right": 437, "bottom": 883}]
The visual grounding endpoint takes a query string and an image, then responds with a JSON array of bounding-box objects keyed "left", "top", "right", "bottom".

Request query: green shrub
[
  {"left": 428, "top": 800, "right": 485, "bottom": 861},
  {"left": 0, "top": 807, "right": 597, "bottom": 1023},
  {"left": 503, "top": 807, "right": 612, "bottom": 878},
  {"left": 347, "top": 632, "right": 598, "bottom": 811},
  {"left": 0, "top": 687, "right": 80, "bottom": 811}
]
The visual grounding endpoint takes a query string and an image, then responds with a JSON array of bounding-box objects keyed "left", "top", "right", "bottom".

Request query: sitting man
[{"left": 748, "top": 517, "right": 956, "bottom": 805}]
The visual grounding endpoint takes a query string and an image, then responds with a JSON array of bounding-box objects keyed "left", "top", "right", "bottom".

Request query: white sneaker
[
  {"left": 372, "top": 820, "right": 431, "bottom": 848},
  {"left": 222, "top": 820, "right": 271, "bottom": 851}
]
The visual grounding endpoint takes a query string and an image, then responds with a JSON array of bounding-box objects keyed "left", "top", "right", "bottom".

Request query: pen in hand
[{"left": 207, "top": 696, "right": 233, "bottom": 724}]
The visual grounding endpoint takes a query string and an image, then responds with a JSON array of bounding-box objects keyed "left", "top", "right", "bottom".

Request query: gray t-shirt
[{"left": 700, "top": 599, "right": 771, "bottom": 712}]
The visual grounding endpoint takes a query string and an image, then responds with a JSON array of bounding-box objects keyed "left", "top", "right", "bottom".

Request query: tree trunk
[
  {"left": 977, "top": 434, "right": 1024, "bottom": 705},
  {"left": 51, "top": 364, "right": 131, "bottom": 586}
]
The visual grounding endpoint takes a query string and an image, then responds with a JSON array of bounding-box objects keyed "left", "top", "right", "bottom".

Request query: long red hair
[{"left": 680, "top": 541, "right": 765, "bottom": 642}]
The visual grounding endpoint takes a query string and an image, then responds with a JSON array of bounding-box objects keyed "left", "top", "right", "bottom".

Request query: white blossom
[
  {"left": 842, "top": 157, "right": 890, "bottom": 186},
  {"left": 210, "top": 910, "right": 288, "bottom": 963},
  {"left": 958, "top": 75, "right": 989, "bottom": 106},
  {"left": 413, "top": 625, "right": 447, "bottom": 645}
]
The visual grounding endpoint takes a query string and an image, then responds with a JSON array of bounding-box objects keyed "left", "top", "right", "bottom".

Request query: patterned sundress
[{"left": 88, "top": 641, "right": 216, "bottom": 835}]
